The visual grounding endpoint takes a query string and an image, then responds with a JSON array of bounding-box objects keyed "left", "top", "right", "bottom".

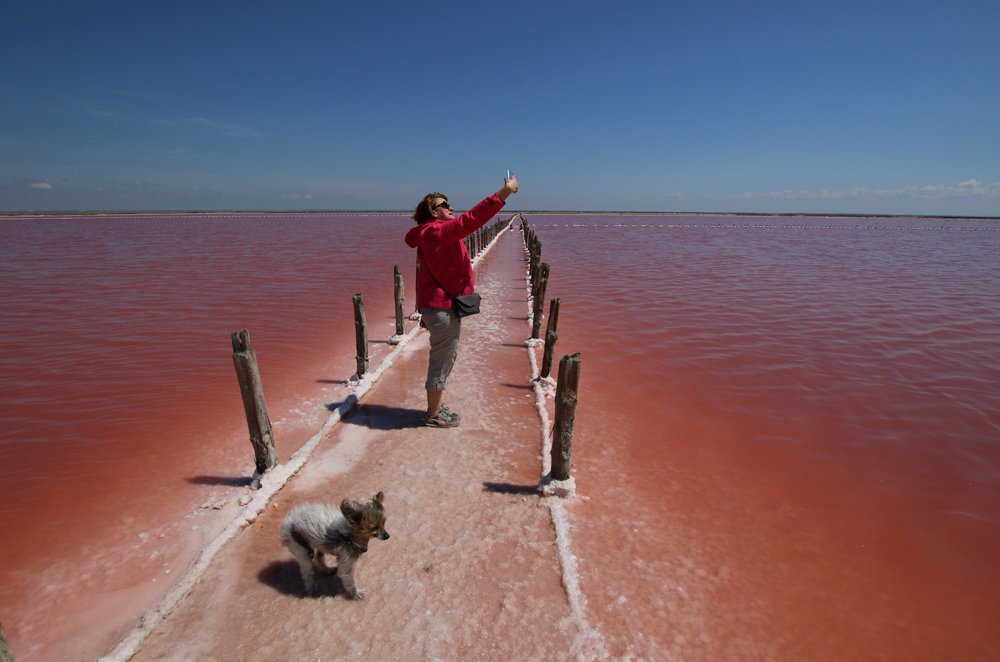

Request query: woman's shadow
[{"left": 327, "top": 402, "right": 425, "bottom": 430}]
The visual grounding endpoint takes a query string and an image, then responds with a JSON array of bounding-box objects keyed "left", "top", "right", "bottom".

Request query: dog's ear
[
  {"left": 373, "top": 491, "right": 384, "bottom": 505},
  {"left": 340, "top": 499, "right": 362, "bottom": 523}
]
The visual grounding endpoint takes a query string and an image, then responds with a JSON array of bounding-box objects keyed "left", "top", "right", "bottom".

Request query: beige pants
[{"left": 421, "top": 307, "right": 462, "bottom": 391}]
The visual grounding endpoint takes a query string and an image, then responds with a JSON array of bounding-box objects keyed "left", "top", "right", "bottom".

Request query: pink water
[
  {"left": 1, "top": 213, "right": 998, "bottom": 660},
  {"left": 527, "top": 214, "right": 1000, "bottom": 659},
  {"left": 0, "top": 212, "right": 418, "bottom": 659}
]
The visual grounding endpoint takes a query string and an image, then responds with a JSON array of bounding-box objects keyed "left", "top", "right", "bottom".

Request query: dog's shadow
[{"left": 259, "top": 560, "right": 349, "bottom": 599}]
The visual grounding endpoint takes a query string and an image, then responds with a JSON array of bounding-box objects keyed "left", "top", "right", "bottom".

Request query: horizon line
[{"left": 2, "top": 209, "right": 999, "bottom": 221}]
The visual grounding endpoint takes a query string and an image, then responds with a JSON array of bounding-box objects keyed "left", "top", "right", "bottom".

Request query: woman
[{"left": 404, "top": 175, "right": 519, "bottom": 427}]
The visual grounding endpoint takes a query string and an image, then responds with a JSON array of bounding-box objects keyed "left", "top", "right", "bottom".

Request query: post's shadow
[
  {"left": 483, "top": 481, "right": 540, "bottom": 495},
  {"left": 187, "top": 475, "right": 254, "bottom": 487},
  {"left": 258, "top": 560, "right": 348, "bottom": 598},
  {"left": 334, "top": 402, "right": 426, "bottom": 430},
  {"left": 500, "top": 382, "right": 533, "bottom": 391}
]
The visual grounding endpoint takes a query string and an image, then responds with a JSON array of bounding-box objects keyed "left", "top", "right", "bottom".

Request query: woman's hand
[{"left": 498, "top": 175, "right": 519, "bottom": 201}]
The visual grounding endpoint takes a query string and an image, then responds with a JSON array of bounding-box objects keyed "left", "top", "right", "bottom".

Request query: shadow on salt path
[
  {"left": 500, "top": 381, "right": 534, "bottom": 391},
  {"left": 186, "top": 475, "right": 256, "bottom": 487},
  {"left": 325, "top": 401, "right": 426, "bottom": 430},
  {"left": 482, "top": 481, "right": 540, "bottom": 495},
  {"left": 257, "top": 560, "right": 352, "bottom": 599}
]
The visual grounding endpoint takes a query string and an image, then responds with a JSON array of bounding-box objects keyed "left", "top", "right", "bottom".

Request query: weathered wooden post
[
  {"left": 531, "top": 262, "right": 550, "bottom": 339},
  {"left": 1, "top": 621, "right": 14, "bottom": 662},
  {"left": 231, "top": 330, "right": 278, "bottom": 489},
  {"left": 551, "top": 353, "right": 582, "bottom": 481},
  {"left": 351, "top": 293, "right": 369, "bottom": 380},
  {"left": 530, "top": 239, "right": 542, "bottom": 295},
  {"left": 393, "top": 265, "right": 405, "bottom": 337},
  {"left": 526, "top": 225, "right": 538, "bottom": 254},
  {"left": 529, "top": 239, "right": 540, "bottom": 288},
  {"left": 540, "top": 298, "right": 561, "bottom": 379}
]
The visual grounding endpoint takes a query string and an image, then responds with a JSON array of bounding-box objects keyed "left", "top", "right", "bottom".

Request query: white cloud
[{"left": 31, "top": 182, "right": 52, "bottom": 190}]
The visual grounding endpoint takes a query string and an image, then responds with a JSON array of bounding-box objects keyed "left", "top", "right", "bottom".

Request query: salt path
[{"left": 102, "top": 225, "right": 599, "bottom": 661}]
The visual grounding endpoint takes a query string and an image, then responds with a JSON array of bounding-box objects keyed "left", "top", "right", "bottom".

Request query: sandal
[{"left": 424, "top": 405, "right": 460, "bottom": 428}]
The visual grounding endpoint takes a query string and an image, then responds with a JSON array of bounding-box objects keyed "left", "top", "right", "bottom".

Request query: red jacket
[{"left": 404, "top": 194, "right": 505, "bottom": 310}]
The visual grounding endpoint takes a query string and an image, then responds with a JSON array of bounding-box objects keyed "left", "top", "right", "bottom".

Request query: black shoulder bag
[{"left": 419, "top": 248, "right": 481, "bottom": 318}]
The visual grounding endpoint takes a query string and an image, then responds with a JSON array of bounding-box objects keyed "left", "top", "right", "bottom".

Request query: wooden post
[
  {"left": 352, "top": 293, "right": 369, "bottom": 379},
  {"left": 551, "top": 353, "right": 582, "bottom": 481},
  {"left": 231, "top": 330, "right": 278, "bottom": 489},
  {"left": 540, "top": 298, "right": 561, "bottom": 379},
  {"left": 1, "top": 621, "right": 13, "bottom": 662},
  {"left": 529, "top": 239, "right": 541, "bottom": 289},
  {"left": 530, "top": 239, "right": 542, "bottom": 296},
  {"left": 531, "top": 262, "right": 550, "bottom": 339},
  {"left": 393, "top": 265, "right": 404, "bottom": 337}
]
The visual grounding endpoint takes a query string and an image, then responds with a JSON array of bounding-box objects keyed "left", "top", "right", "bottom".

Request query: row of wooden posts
[
  {"left": 521, "top": 216, "right": 581, "bottom": 483},
  {"left": 230, "top": 215, "right": 513, "bottom": 489}
]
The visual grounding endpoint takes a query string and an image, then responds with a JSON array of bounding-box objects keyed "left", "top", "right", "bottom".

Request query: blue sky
[{"left": 2, "top": 0, "right": 998, "bottom": 215}]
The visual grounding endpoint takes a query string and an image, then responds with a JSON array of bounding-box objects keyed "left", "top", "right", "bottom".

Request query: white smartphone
[{"left": 506, "top": 169, "right": 511, "bottom": 180}]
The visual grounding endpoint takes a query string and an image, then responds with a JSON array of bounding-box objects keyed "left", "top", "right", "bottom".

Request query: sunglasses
[{"left": 433, "top": 201, "right": 452, "bottom": 210}]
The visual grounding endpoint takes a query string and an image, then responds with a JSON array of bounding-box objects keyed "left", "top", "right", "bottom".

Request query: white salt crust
[{"left": 521, "top": 222, "right": 607, "bottom": 658}]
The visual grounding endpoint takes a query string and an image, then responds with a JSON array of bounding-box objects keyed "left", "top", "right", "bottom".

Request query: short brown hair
[{"left": 412, "top": 192, "right": 447, "bottom": 224}]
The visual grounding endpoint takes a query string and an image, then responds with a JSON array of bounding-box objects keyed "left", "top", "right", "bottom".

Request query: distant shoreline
[{"left": 2, "top": 209, "right": 998, "bottom": 221}]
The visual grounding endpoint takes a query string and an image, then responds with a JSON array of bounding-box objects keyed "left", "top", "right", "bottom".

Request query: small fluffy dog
[{"left": 280, "top": 491, "right": 389, "bottom": 599}]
